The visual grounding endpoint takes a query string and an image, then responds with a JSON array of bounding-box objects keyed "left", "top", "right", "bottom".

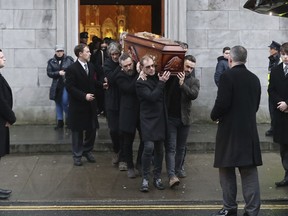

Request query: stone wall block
[
  {"left": 208, "top": 0, "right": 239, "bottom": 11},
  {"left": 14, "top": 10, "right": 56, "bottom": 29},
  {"left": 0, "top": 10, "right": 14, "bottom": 29},
  {"left": 3, "top": 30, "right": 35, "bottom": 48},
  {"left": 187, "top": 0, "right": 208, "bottom": 11},
  {"left": 0, "top": 31, "right": 2, "bottom": 48},
  {"left": 246, "top": 49, "right": 267, "bottom": 68},
  {"left": 15, "top": 49, "right": 53, "bottom": 68},
  {"left": 14, "top": 87, "right": 50, "bottom": 107},
  {"left": 280, "top": 18, "right": 288, "bottom": 30},
  {"left": 0, "top": 0, "right": 33, "bottom": 9},
  {"left": 3, "top": 68, "right": 38, "bottom": 88},
  {"left": 190, "top": 48, "right": 220, "bottom": 68},
  {"left": 187, "top": 11, "right": 229, "bottom": 30},
  {"left": 269, "top": 30, "right": 288, "bottom": 44},
  {"left": 187, "top": 29, "right": 207, "bottom": 48},
  {"left": 14, "top": 106, "right": 55, "bottom": 124},
  {"left": 36, "top": 29, "right": 56, "bottom": 48},
  {"left": 208, "top": 30, "right": 239, "bottom": 49},
  {"left": 38, "top": 67, "right": 51, "bottom": 87},
  {"left": 229, "top": 11, "right": 279, "bottom": 30},
  {"left": 240, "top": 30, "right": 270, "bottom": 48},
  {"left": 33, "top": 0, "right": 56, "bottom": 9},
  {"left": 199, "top": 67, "right": 217, "bottom": 88}
]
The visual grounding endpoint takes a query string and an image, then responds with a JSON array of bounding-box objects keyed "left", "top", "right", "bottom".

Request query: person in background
[
  {"left": 268, "top": 42, "right": 288, "bottom": 188},
  {"left": 47, "top": 45, "right": 74, "bottom": 129},
  {"left": 91, "top": 37, "right": 111, "bottom": 116},
  {"left": 214, "top": 47, "right": 230, "bottom": 87},
  {"left": 136, "top": 55, "right": 170, "bottom": 192},
  {"left": 165, "top": 55, "right": 200, "bottom": 188},
  {"left": 79, "top": 32, "right": 89, "bottom": 45},
  {"left": 65, "top": 44, "right": 102, "bottom": 166},
  {"left": 211, "top": 46, "right": 262, "bottom": 216},
  {"left": 0, "top": 48, "right": 16, "bottom": 199},
  {"left": 265, "top": 40, "right": 281, "bottom": 137}
]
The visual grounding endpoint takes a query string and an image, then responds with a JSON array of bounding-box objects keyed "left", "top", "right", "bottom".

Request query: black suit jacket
[
  {"left": 211, "top": 64, "right": 262, "bottom": 168},
  {"left": 0, "top": 73, "right": 16, "bottom": 156},
  {"left": 65, "top": 60, "right": 100, "bottom": 131},
  {"left": 268, "top": 62, "right": 288, "bottom": 144}
]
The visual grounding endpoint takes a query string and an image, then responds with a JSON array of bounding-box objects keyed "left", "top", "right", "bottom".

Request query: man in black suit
[
  {"left": 211, "top": 46, "right": 262, "bottom": 216},
  {"left": 65, "top": 44, "right": 101, "bottom": 166},
  {"left": 0, "top": 49, "right": 16, "bottom": 199},
  {"left": 268, "top": 42, "right": 288, "bottom": 188}
]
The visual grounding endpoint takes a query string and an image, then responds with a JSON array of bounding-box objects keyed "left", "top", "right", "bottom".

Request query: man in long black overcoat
[
  {"left": 268, "top": 42, "right": 288, "bottom": 188},
  {"left": 210, "top": 46, "right": 262, "bottom": 216},
  {"left": 0, "top": 49, "right": 16, "bottom": 199},
  {"left": 65, "top": 44, "right": 102, "bottom": 166}
]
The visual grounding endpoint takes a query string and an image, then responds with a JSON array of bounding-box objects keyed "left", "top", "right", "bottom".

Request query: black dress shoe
[
  {"left": 83, "top": 152, "right": 96, "bottom": 163},
  {"left": 153, "top": 178, "right": 165, "bottom": 190},
  {"left": 0, "top": 192, "right": 10, "bottom": 200},
  {"left": 265, "top": 130, "right": 273, "bottom": 136},
  {"left": 211, "top": 208, "right": 237, "bottom": 216},
  {"left": 275, "top": 179, "right": 288, "bottom": 187},
  {"left": 73, "top": 158, "right": 83, "bottom": 166},
  {"left": 0, "top": 188, "right": 12, "bottom": 195}
]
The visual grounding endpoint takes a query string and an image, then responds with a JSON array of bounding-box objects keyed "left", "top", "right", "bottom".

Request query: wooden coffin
[{"left": 123, "top": 32, "right": 185, "bottom": 75}]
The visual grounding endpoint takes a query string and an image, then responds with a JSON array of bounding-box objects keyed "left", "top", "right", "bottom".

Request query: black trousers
[
  {"left": 280, "top": 143, "right": 288, "bottom": 180},
  {"left": 71, "top": 129, "right": 96, "bottom": 159}
]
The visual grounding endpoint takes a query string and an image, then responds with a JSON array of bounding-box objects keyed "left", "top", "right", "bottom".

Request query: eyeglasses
[{"left": 144, "top": 64, "right": 155, "bottom": 69}]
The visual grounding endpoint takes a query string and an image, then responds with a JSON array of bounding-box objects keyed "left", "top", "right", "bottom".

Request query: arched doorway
[{"left": 79, "top": 0, "right": 163, "bottom": 43}]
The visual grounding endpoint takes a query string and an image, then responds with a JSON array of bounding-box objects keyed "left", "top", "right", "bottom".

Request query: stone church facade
[{"left": 0, "top": 0, "right": 288, "bottom": 124}]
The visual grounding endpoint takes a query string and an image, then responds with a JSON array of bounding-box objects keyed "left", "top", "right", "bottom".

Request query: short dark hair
[
  {"left": 184, "top": 55, "right": 196, "bottom": 63},
  {"left": 0, "top": 49, "right": 2, "bottom": 52},
  {"left": 280, "top": 42, "right": 288, "bottom": 55},
  {"left": 74, "top": 44, "right": 88, "bottom": 57},
  {"left": 119, "top": 52, "right": 131, "bottom": 63},
  {"left": 223, "top": 47, "right": 230, "bottom": 53}
]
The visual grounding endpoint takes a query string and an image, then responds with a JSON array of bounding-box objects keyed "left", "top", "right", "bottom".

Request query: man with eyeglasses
[
  {"left": 0, "top": 49, "right": 16, "bottom": 199},
  {"left": 268, "top": 42, "right": 288, "bottom": 188},
  {"left": 214, "top": 47, "right": 230, "bottom": 87},
  {"left": 136, "top": 55, "right": 170, "bottom": 192}
]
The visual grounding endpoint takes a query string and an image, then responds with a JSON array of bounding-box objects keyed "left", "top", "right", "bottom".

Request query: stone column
[
  {"left": 56, "top": 0, "right": 78, "bottom": 57},
  {"left": 164, "top": 0, "right": 187, "bottom": 43}
]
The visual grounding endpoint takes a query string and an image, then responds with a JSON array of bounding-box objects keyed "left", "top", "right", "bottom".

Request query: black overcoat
[
  {"left": 65, "top": 61, "right": 100, "bottom": 131},
  {"left": 210, "top": 64, "right": 262, "bottom": 168},
  {"left": 136, "top": 75, "right": 167, "bottom": 142},
  {"left": 116, "top": 71, "right": 139, "bottom": 134},
  {"left": 0, "top": 74, "right": 16, "bottom": 157},
  {"left": 268, "top": 63, "right": 288, "bottom": 144}
]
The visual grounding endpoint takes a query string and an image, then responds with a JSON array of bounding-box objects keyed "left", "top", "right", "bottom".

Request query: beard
[{"left": 125, "top": 69, "right": 135, "bottom": 76}]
